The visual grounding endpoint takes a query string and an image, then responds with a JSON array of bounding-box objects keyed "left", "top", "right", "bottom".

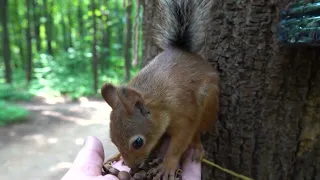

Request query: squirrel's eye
[{"left": 132, "top": 137, "right": 144, "bottom": 149}]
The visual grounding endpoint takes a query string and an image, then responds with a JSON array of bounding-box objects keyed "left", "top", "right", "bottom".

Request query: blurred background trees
[{"left": 0, "top": 0, "right": 143, "bottom": 125}]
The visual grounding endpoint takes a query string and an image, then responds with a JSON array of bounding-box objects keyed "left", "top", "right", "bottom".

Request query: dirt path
[{"left": 0, "top": 97, "right": 118, "bottom": 180}]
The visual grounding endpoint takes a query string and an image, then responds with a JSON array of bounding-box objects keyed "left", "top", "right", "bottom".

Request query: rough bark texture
[
  {"left": 132, "top": 0, "right": 142, "bottom": 67},
  {"left": 142, "top": 0, "right": 320, "bottom": 180},
  {"left": 1, "top": 0, "right": 12, "bottom": 83}
]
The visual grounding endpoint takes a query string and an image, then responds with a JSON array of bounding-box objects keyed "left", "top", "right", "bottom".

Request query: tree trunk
[
  {"left": 77, "top": 1, "right": 84, "bottom": 38},
  {"left": 32, "top": 0, "right": 41, "bottom": 52},
  {"left": 101, "top": 20, "right": 111, "bottom": 72},
  {"left": 91, "top": 0, "right": 98, "bottom": 93},
  {"left": 61, "top": 18, "right": 69, "bottom": 51},
  {"left": 14, "top": 0, "right": 25, "bottom": 69},
  {"left": 131, "top": 0, "right": 141, "bottom": 67},
  {"left": 100, "top": 0, "right": 111, "bottom": 72},
  {"left": 115, "top": 2, "right": 124, "bottom": 56},
  {"left": 44, "top": 0, "right": 53, "bottom": 55},
  {"left": 141, "top": 0, "right": 161, "bottom": 68},
  {"left": 1, "top": 0, "right": 12, "bottom": 83},
  {"left": 26, "top": 0, "right": 33, "bottom": 83},
  {"left": 124, "top": 0, "right": 133, "bottom": 82},
  {"left": 68, "top": 9, "right": 73, "bottom": 48},
  {"left": 142, "top": 1, "right": 320, "bottom": 180}
]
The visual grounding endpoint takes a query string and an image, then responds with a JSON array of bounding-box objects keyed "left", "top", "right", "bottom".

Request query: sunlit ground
[{"left": 0, "top": 97, "right": 117, "bottom": 180}]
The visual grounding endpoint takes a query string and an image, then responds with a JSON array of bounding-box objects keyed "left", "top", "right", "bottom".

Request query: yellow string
[{"left": 201, "top": 158, "right": 254, "bottom": 180}]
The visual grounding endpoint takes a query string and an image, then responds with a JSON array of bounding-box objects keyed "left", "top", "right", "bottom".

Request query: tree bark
[
  {"left": 142, "top": 0, "right": 320, "bottom": 180},
  {"left": 14, "top": 0, "right": 25, "bottom": 69},
  {"left": 141, "top": 0, "right": 161, "bottom": 67},
  {"left": 26, "top": 0, "right": 33, "bottom": 83},
  {"left": 132, "top": 0, "right": 141, "bottom": 67},
  {"left": 1, "top": 0, "right": 12, "bottom": 83},
  {"left": 32, "top": 0, "right": 41, "bottom": 52},
  {"left": 61, "top": 18, "right": 69, "bottom": 51},
  {"left": 91, "top": 0, "right": 98, "bottom": 93},
  {"left": 77, "top": 1, "right": 84, "bottom": 38},
  {"left": 124, "top": 0, "right": 133, "bottom": 82},
  {"left": 44, "top": 0, "right": 53, "bottom": 55},
  {"left": 68, "top": 8, "right": 73, "bottom": 48},
  {"left": 115, "top": 2, "right": 124, "bottom": 56},
  {"left": 101, "top": 18, "right": 111, "bottom": 72}
]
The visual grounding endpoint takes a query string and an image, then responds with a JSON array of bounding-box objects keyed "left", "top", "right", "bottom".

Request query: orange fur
[{"left": 101, "top": 48, "right": 219, "bottom": 169}]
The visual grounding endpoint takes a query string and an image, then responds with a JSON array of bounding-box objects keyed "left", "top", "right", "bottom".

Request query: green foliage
[
  {"left": 0, "top": 100, "right": 29, "bottom": 126},
  {"left": 0, "top": 83, "right": 34, "bottom": 101},
  {"left": 0, "top": 0, "right": 143, "bottom": 101},
  {"left": 0, "top": 0, "right": 145, "bottom": 126}
]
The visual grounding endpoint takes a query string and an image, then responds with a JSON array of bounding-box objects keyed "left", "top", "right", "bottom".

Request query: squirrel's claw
[
  {"left": 152, "top": 167, "right": 176, "bottom": 180},
  {"left": 105, "top": 153, "right": 122, "bottom": 165},
  {"left": 149, "top": 162, "right": 181, "bottom": 180}
]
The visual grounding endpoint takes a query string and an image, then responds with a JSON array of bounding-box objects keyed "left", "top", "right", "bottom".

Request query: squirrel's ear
[
  {"left": 117, "top": 87, "right": 143, "bottom": 115},
  {"left": 101, "top": 83, "right": 118, "bottom": 109}
]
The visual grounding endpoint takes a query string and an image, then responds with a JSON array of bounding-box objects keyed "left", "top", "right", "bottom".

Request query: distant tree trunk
[
  {"left": 61, "top": 18, "right": 69, "bottom": 51},
  {"left": 13, "top": 0, "right": 25, "bottom": 69},
  {"left": 44, "top": 0, "right": 53, "bottom": 55},
  {"left": 142, "top": 1, "right": 320, "bottom": 180},
  {"left": 1, "top": 0, "right": 12, "bottom": 83},
  {"left": 115, "top": 2, "right": 124, "bottom": 56},
  {"left": 91, "top": 0, "right": 98, "bottom": 93},
  {"left": 77, "top": 1, "right": 84, "bottom": 37},
  {"left": 68, "top": 9, "right": 73, "bottom": 48},
  {"left": 124, "top": 0, "right": 133, "bottom": 82},
  {"left": 32, "top": 0, "right": 41, "bottom": 52},
  {"left": 26, "top": 0, "right": 33, "bottom": 83},
  {"left": 132, "top": 0, "right": 141, "bottom": 67},
  {"left": 99, "top": 0, "right": 111, "bottom": 72},
  {"left": 16, "top": 23, "right": 25, "bottom": 69},
  {"left": 101, "top": 20, "right": 111, "bottom": 72}
]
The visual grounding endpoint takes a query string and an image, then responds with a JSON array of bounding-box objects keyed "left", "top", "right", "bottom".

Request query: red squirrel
[{"left": 101, "top": 0, "right": 218, "bottom": 179}]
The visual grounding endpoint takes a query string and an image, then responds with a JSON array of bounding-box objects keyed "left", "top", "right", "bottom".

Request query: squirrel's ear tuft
[
  {"left": 101, "top": 83, "right": 118, "bottom": 109},
  {"left": 117, "top": 87, "right": 143, "bottom": 115}
]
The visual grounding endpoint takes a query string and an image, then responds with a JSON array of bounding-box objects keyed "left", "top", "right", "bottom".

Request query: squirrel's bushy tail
[{"left": 155, "top": 0, "right": 213, "bottom": 53}]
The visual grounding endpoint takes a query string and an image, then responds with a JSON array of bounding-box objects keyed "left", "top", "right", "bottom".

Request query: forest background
[{"left": 0, "top": 0, "right": 143, "bottom": 125}]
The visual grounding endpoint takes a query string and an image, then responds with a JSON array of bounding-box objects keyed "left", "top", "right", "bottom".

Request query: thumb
[{"left": 70, "top": 136, "right": 105, "bottom": 176}]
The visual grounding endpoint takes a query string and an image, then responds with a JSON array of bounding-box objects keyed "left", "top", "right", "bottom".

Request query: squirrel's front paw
[
  {"left": 149, "top": 159, "right": 181, "bottom": 180},
  {"left": 105, "top": 153, "right": 125, "bottom": 165}
]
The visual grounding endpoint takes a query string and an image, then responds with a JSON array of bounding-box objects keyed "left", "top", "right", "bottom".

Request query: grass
[
  {"left": 0, "top": 83, "right": 34, "bottom": 102},
  {"left": 0, "top": 84, "right": 32, "bottom": 126},
  {"left": 0, "top": 100, "right": 30, "bottom": 126}
]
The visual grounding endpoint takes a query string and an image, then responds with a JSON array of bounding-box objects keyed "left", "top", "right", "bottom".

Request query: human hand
[
  {"left": 61, "top": 136, "right": 120, "bottom": 180},
  {"left": 61, "top": 136, "right": 201, "bottom": 180}
]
